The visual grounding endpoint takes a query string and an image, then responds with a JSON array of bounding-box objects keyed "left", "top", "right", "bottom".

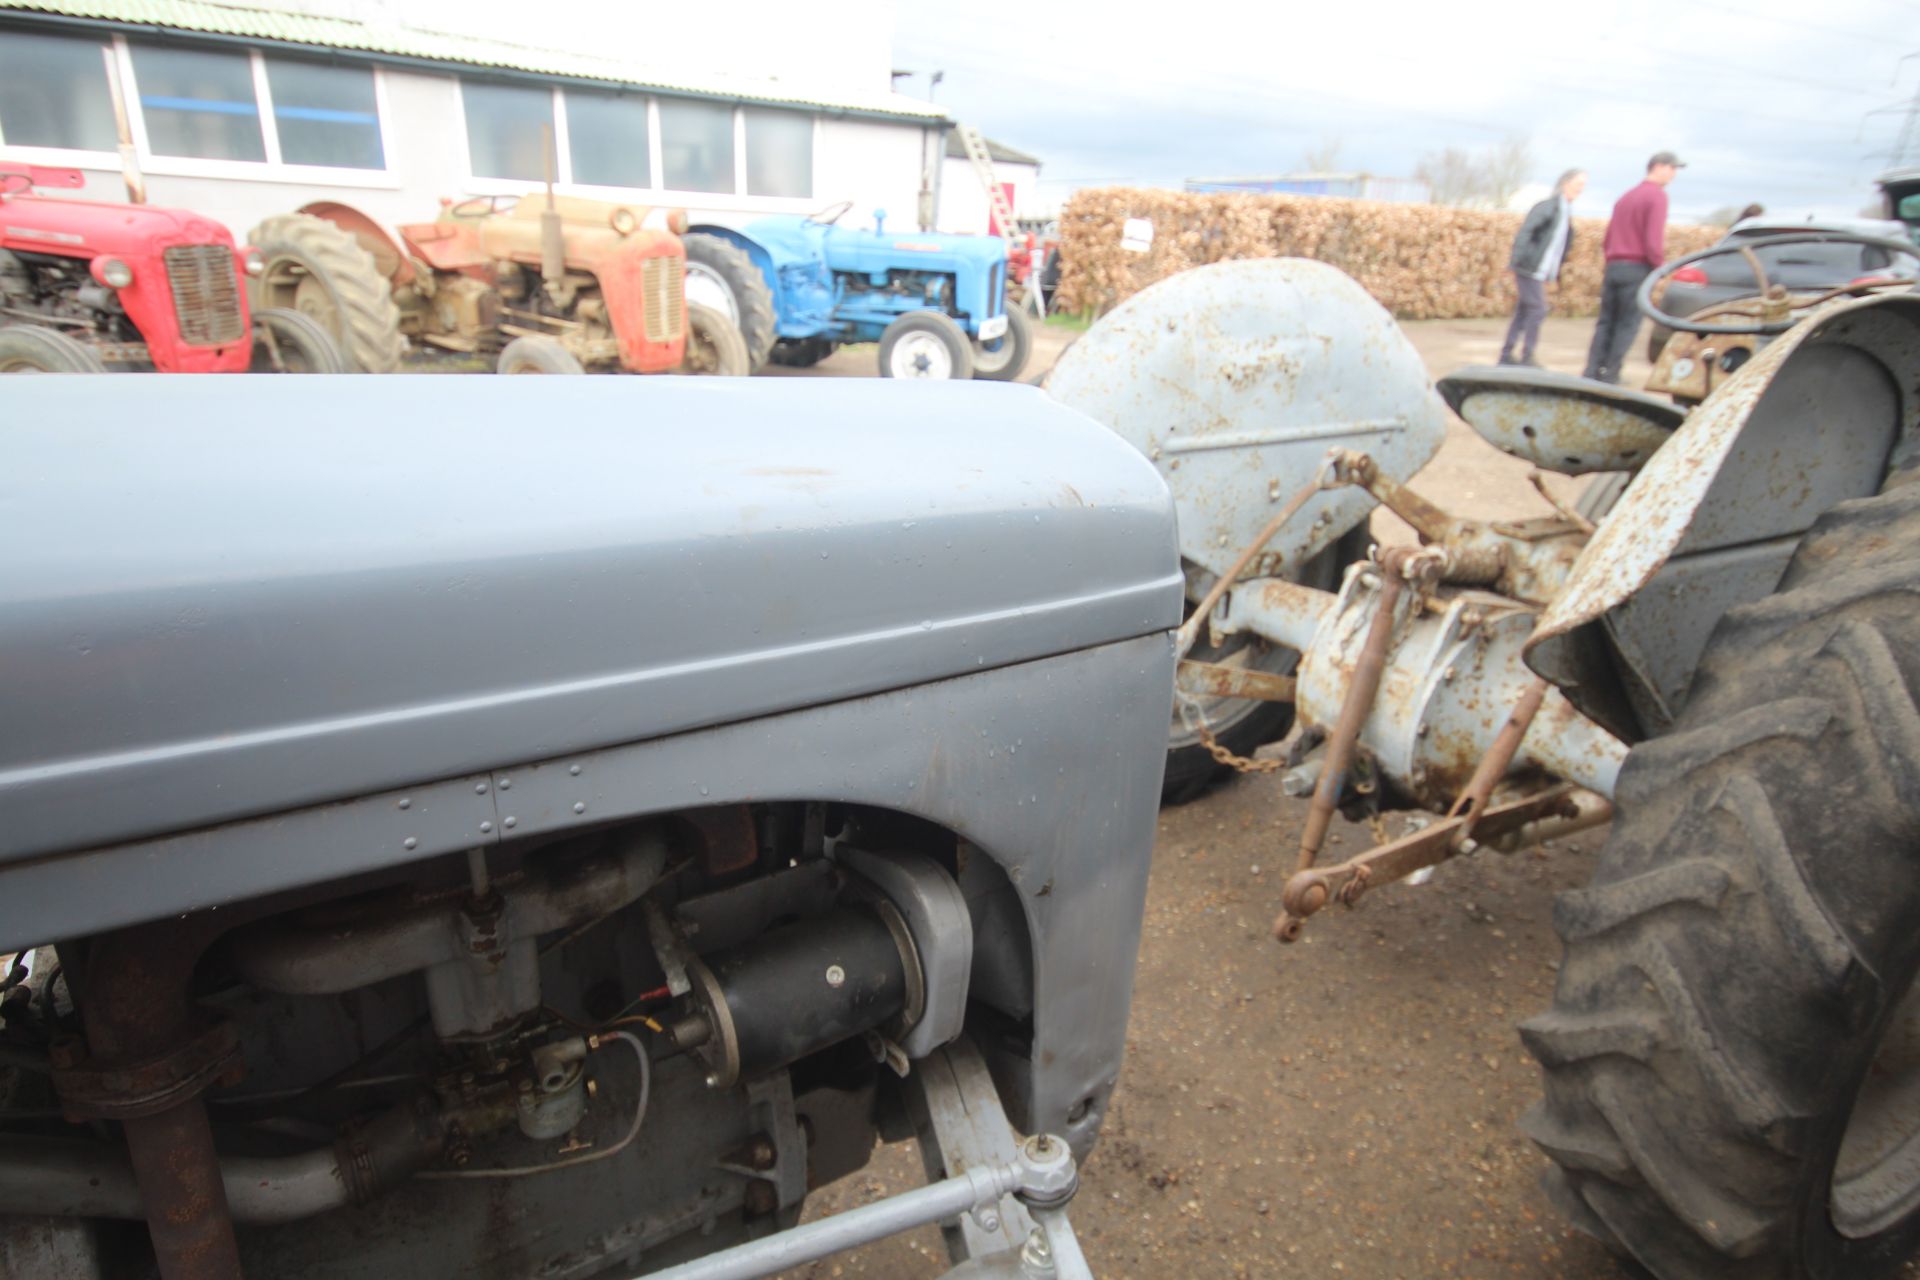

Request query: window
[
  {"left": 463, "top": 80, "right": 554, "bottom": 181},
  {"left": 744, "top": 109, "right": 811, "bottom": 199},
  {"left": 566, "top": 90, "right": 649, "bottom": 189},
  {"left": 0, "top": 30, "right": 117, "bottom": 151},
  {"left": 266, "top": 58, "right": 382, "bottom": 169},
  {"left": 659, "top": 99, "right": 734, "bottom": 194},
  {"left": 128, "top": 43, "right": 264, "bottom": 162}
]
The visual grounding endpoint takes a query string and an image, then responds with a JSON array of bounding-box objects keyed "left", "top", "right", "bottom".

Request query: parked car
[{"left": 1648, "top": 216, "right": 1916, "bottom": 359}]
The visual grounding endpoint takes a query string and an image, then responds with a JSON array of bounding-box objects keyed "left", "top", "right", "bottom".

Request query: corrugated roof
[
  {"left": 943, "top": 132, "right": 1039, "bottom": 168},
  {"left": 0, "top": 0, "right": 948, "bottom": 120}
]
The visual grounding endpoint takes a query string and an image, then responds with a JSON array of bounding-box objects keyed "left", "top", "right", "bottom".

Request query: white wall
[
  {"left": 807, "top": 117, "right": 940, "bottom": 234},
  {"left": 936, "top": 157, "right": 1039, "bottom": 236},
  {"left": 17, "top": 60, "right": 934, "bottom": 243}
]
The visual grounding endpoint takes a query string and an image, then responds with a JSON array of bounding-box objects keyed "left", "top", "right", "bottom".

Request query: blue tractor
[{"left": 683, "top": 202, "right": 1031, "bottom": 380}]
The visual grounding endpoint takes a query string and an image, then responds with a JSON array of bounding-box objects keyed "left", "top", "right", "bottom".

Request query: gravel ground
[{"left": 767, "top": 310, "right": 1920, "bottom": 1279}]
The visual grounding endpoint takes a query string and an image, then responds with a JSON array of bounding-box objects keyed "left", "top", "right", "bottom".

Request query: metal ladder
[
  {"left": 956, "top": 123, "right": 1019, "bottom": 242},
  {"left": 955, "top": 122, "right": 1045, "bottom": 317}
]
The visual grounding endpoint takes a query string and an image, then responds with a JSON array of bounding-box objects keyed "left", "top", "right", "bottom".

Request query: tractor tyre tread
[
  {"left": 247, "top": 213, "right": 405, "bottom": 374},
  {"left": 684, "top": 301, "right": 751, "bottom": 376},
  {"left": 0, "top": 324, "right": 107, "bottom": 372},
  {"left": 1523, "top": 482, "right": 1920, "bottom": 1280},
  {"left": 684, "top": 234, "right": 777, "bottom": 372}
]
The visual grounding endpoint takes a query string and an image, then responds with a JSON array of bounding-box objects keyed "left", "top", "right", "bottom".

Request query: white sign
[{"left": 1121, "top": 218, "right": 1154, "bottom": 253}]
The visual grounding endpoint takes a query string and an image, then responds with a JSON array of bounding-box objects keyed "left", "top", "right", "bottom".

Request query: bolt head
[
  {"left": 47, "top": 1036, "right": 85, "bottom": 1070},
  {"left": 824, "top": 964, "right": 846, "bottom": 988},
  {"left": 705, "top": 1073, "right": 722, "bottom": 1089}
]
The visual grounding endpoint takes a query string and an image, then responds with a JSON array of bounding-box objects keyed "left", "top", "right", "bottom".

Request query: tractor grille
[
  {"left": 163, "top": 245, "right": 244, "bottom": 347},
  {"left": 643, "top": 254, "right": 684, "bottom": 344}
]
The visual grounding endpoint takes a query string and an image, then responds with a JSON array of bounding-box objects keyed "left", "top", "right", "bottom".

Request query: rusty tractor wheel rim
[
  {"left": 260, "top": 257, "right": 341, "bottom": 337},
  {"left": 684, "top": 325, "right": 723, "bottom": 374},
  {"left": 1832, "top": 980, "right": 1920, "bottom": 1238},
  {"left": 1170, "top": 621, "right": 1288, "bottom": 750}
]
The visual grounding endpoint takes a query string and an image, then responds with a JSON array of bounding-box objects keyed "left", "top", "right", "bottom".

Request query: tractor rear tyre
[
  {"left": 771, "top": 337, "right": 837, "bottom": 368},
  {"left": 1522, "top": 482, "right": 1920, "bottom": 1280},
  {"left": 248, "top": 213, "right": 405, "bottom": 374},
  {"left": 250, "top": 307, "right": 347, "bottom": 373},
  {"left": 0, "top": 325, "right": 106, "bottom": 372},
  {"left": 681, "top": 302, "right": 750, "bottom": 376},
  {"left": 1161, "top": 626, "right": 1299, "bottom": 806},
  {"left": 971, "top": 306, "right": 1032, "bottom": 381},
  {"left": 683, "top": 234, "right": 777, "bottom": 372},
  {"left": 879, "top": 312, "right": 973, "bottom": 380},
  {"left": 497, "top": 334, "right": 584, "bottom": 374}
]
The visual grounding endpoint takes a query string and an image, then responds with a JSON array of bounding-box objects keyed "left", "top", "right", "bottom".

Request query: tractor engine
[
  {"left": 0, "top": 803, "right": 989, "bottom": 1280},
  {"left": 0, "top": 249, "right": 140, "bottom": 345}
]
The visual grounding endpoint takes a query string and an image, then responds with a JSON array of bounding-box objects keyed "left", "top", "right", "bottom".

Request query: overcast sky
[{"left": 891, "top": 0, "right": 1917, "bottom": 221}]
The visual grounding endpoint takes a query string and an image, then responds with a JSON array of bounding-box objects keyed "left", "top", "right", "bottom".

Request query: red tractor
[
  {"left": 0, "top": 165, "right": 343, "bottom": 374},
  {"left": 251, "top": 189, "right": 745, "bottom": 376}
]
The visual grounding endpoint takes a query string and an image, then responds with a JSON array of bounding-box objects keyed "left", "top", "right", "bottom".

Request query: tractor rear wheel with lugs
[
  {"left": 248, "top": 213, "right": 405, "bottom": 373},
  {"left": 1522, "top": 481, "right": 1920, "bottom": 1280}
]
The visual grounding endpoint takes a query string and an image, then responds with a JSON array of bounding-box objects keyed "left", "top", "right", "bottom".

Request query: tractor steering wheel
[
  {"left": 450, "top": 194, "right": 519, "bottom": 220},
  {"left": 1636, "top": 231, "right": 1920, "bottom": 337},
  {"left": 807, "top": 200, "right": 854, "bottom": 225}
]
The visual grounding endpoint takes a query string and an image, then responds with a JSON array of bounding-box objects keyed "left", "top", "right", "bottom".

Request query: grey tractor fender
[{"left": 1526, "top": 292, "right": 1920, "bottom": 726}]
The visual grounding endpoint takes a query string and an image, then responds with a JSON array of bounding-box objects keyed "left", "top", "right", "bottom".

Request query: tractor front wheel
[
  {"left": 250, "top": 307, "right": 347, "bottom": 373},
  {"left": 497, "top": 334, "right": 584, "bottom": 374},
  {"left": 681, "top": 302, "right": 750, "bottom": 376},
  {"left": 771, "top": 337, "right": 837, "bottom": 368},
  {"left": 1523, "top": 482, "right": 1920, "bottom": 1280},
  {"left": 0, "top": 324, "right": 107, "bottom": 372},
  {"left": 248, "top": 213, "right": 405, "bottom": 374},
  {"left": 971, "top": 306, "right": 1032, "bottom": 382},
  {"left": 878, "top": 312, "right": 973, "bottom": 380},
  {"left": 683, "top": 234, "right": 777, "bottom": 372}
]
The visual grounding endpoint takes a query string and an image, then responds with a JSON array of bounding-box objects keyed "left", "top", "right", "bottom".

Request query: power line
[{"left": 1664, "top": 0, "right": 1900, "bottom": 45}]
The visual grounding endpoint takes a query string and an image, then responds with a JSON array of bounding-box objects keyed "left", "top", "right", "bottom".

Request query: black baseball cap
[{"left": 1649, "top": 150, "right": 1687, "bottom": 168}]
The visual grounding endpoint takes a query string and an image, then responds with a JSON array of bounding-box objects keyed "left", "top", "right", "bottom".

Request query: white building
[
  {"left": 938, "top": 133, "right": 1041, "bottom": 235},
  {"left": 0, "top": 0, "right": 950, "bottom": 241}
]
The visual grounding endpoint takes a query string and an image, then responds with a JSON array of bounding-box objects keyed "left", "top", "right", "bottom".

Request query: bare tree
[
  {"left": 1301, "top": 135, "right": 1344, "bottom": 174},
  {"left": 1483, "top": 136, "right": 1533, "bottom": 207},
  {"left": 1417, "top": 136, "right": 1534, "bottom": 207},
  {"left": 1415, "top": 147, "right": 1480, "bottom": 206}
]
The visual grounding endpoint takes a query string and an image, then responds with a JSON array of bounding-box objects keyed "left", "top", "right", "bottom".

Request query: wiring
[{"left": 416, "top": 1029, "right": 651, "bottom": 1180}]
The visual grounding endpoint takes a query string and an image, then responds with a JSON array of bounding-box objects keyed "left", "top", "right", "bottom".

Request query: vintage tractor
[
  {"left": 0, "top": 374, "right": 1174, "bottom": 1280},
  {"left": 684, "top": 205, "right": 1028, "bottom": 379},
  {"left": 1048, "top": 246, "right": 1920, "bottom": 1279},
  {"left": 0, "top": 164, "right": 343, "bottom": 374},
  {"left": 251, "top": 186, "right": 747, "bottom": 376}
]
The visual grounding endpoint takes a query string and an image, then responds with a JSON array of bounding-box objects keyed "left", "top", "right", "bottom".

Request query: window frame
[
  {"left": 457, "top": 89, "right": 820, "bottom": 213},
  {"left": 0, "top": 32, "right": 399, "bottom": 189}
]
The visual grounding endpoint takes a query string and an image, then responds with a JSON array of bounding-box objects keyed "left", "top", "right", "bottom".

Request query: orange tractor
[{"left": 249, "top": 187, "right": 746, "bottom": 375}]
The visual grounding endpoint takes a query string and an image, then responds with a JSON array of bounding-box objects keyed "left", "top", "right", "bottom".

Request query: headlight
[
  {"left": 92, "top": 257, "right": 134, "bottom": 289},
  {"left": 609, "top": 207, "right": 639, "bottom": 237},
  {"left": 242, "top": 248, "right": 266, "bottom": 277},
  {"left": 666, "top": 209, "right": 688, "bottom": 235}
]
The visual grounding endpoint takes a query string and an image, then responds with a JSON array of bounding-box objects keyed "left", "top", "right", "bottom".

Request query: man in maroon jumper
[{"left": 1583, "top": 151, "right": 1684, "bottom": 383}]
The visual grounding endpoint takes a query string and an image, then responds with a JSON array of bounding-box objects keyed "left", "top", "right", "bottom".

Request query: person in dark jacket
[
  {"left": 1501, "top": 168, "right": 1586, "bottom": 366},
  {"left": 1584, "top": 150, "right": 1684, "bottom": 383}
]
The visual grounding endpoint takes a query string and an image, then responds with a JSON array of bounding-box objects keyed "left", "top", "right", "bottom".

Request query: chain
[{"left": 1180, "top": 692, "right": 1283, "bottom": 775}]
